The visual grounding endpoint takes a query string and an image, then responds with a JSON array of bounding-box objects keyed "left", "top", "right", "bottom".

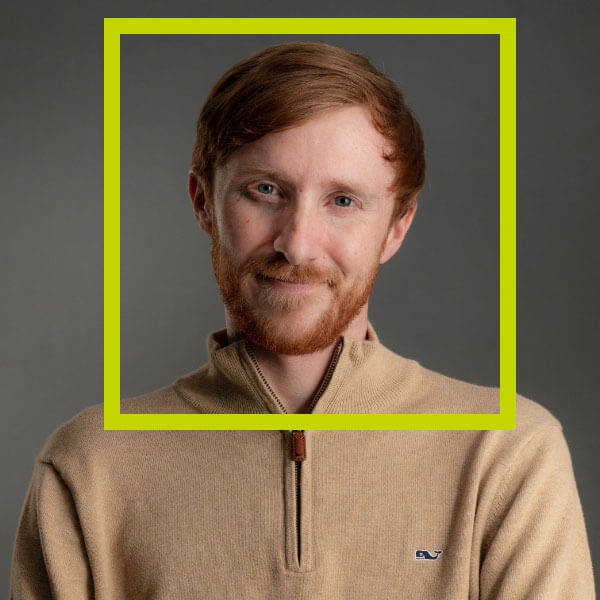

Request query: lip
[{"left": 257, "top": 274, "right": 324, "bottom": 294}]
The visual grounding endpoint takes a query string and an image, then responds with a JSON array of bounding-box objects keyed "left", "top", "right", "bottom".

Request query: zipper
[
  {"left": 246, "top": 339, "right": 343, "bottom": 568},
  {"left": 291, "top": 430, "right": 306, "bottom": 565},
  {"left": 245, "top": 345, "right": 289, "bottom": 414},
  {"left": 305, "top": 339, "right": 343, "bottom": 414},
  {"left": 245, "top": 338, "right": 343, "bottom": 415}
]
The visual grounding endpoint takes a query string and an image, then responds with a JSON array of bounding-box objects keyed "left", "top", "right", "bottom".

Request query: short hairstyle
[{"left": 191, "top": 41, "right": 425, "bottom": 220}]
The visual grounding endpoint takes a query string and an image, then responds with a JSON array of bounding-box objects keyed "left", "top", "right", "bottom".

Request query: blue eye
[
  {"left": 334, "top": 195, "right": 353, "bottom": 207},
  {"left": 257, "top": 183, "right": 276, "bottom": 194}
]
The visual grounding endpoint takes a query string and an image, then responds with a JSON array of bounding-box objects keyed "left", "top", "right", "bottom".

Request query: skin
[{"left": 189, "top": 105, "right": 417, "bottom": 413}]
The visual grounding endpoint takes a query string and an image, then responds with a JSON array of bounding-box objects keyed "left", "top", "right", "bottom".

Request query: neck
[{"left": 225, "top": 307, "right": 369, "bottom": 413}]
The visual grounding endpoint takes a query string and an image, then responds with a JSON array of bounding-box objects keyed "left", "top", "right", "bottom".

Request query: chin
[
  {"left": 269, "top": 306, "right": 322, "bottom": 327},
  {"left": 255, "top": 331, "right": 336, "bottom": 356},
  {"left": 243, "top": 306, "right": 342, "bottom": 355}
]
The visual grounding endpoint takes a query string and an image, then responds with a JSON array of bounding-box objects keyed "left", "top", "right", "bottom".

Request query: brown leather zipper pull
[{"left": 291, "top": 431, "right": 306, "bottom": 461}]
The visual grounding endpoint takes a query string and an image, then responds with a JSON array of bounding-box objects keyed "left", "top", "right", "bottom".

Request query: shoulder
[
  {"left": 36, "top": 381, "right": 197, "bottom": 474},
  {"left": 514, "top": 392, "right": 562, "bottom": 435},
  {"left": 367, "top": 343, "right": 500, "bottom": 414},
  {"left": 121, "top": 382, "right": 198, "bottom": 414},
  {"left": 36, "top": 403, "right": 108, "bottom": 473},
  {"left": 371, "top": 344, "right": 562, "bottom": 431},
  {"left": 413, "top": 362, "right": 502, "bottom": 414},
  {"left": 419, "top": 362, "right": 561, "bottom": 431}
]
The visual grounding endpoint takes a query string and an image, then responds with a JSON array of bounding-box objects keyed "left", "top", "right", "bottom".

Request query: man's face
[{"left": 194, "top": 105, "right": 415, "bottom": 354}]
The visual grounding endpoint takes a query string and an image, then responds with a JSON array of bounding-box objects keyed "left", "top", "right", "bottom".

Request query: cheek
[
  {"left": 219, "top": 204, "right": 277, "bottom": 263},
  {"left": 329, "top": 225, "right": 387, "bottom": 273},
  {"left": 325, "top": 236, "right": 371, "bottom": 278}
]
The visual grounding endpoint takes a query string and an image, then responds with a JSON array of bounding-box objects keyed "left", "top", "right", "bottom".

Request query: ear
[
  {"left": 379, "top": 201, "right": 417, "bottom": 265},
  {"left": 188, "top": 171, "right": 213, "bottom": 236}
]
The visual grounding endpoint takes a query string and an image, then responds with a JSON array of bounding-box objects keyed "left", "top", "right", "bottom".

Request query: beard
[{"left": 210, "top": 223, "right": 382, "bottom": 355}]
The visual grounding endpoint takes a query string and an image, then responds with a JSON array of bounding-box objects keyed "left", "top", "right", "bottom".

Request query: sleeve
[
  {"left": 10, "top": 460, "right": 93, "bottom": 600},
  {"left": 479, "top": 425, "right": 595, "bottom": 599}
]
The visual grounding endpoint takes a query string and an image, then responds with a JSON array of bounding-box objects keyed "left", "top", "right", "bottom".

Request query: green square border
[{"left": 104, "top": 17, "right": 516, "bottom": 431}]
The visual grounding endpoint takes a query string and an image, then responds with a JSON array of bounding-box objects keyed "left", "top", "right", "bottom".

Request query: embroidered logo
[{"left": 415, "top": 550, "right": 443, "bottom": 561}]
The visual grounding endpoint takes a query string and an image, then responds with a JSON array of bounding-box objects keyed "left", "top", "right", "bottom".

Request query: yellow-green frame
[{"left": 104, "top": 17, "right": 516, "bottom": 430}]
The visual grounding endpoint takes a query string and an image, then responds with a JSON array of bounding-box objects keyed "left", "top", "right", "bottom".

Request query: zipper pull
[{"left": 291, "top": 430, "right": 306, "bottom": 461}]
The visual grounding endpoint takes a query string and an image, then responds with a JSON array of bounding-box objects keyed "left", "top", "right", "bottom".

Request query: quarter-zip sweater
[{"left": 11, "top": 325, "right": 595, "bottom": 599}]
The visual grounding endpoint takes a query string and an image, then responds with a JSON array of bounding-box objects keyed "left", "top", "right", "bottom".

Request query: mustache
[{"left": 240, "top": 255, "right": 341, "bottom": 287}]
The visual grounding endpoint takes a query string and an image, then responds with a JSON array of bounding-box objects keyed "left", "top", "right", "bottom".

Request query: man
[{"left": 11, "top": 42, "right": 595, "bottom": 598}]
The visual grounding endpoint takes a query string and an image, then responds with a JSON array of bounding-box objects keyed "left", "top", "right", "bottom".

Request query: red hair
[{"left": 191, "top": 41, "right": 425, "bottom": 220}]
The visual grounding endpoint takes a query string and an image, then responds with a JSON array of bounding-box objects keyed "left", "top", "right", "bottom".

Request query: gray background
[{"left": 2, "top": 0, "right": 598, "bottom": 593}]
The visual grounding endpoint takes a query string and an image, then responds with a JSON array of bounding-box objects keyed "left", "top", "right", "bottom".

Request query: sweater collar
[{"left": 172, "top": 322, "right": 415, "bottom": 414}]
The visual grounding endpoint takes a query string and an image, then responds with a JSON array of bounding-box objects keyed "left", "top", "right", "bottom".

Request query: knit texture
[{"left": 10, "top": 326, "right": 595, "bottom": 599}]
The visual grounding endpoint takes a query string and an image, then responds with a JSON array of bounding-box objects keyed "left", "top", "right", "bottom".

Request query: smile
[{"left": 257, "top": 274, "right": 325, "bottom": 293}]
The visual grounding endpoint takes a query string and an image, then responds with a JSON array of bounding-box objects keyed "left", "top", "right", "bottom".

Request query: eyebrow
[{"left": 234, "top": 163, "right": 373, "bottom": 199}]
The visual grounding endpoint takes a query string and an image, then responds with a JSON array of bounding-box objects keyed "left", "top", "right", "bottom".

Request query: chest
[{"left": 82, "top": 431, "right": 483, "bottom": 598}]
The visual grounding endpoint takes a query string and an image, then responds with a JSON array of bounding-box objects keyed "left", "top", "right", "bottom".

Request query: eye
[
  {"left": 334, "top": 195, "right": 353, "bottom": 208},
  {"left": 256, "top": 182, "right": 277, "bottom": 195}
]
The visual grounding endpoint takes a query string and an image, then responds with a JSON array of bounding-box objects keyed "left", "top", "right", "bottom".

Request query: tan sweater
[{"left": 11, "top": 326, "right": 595, "bottom": 599}]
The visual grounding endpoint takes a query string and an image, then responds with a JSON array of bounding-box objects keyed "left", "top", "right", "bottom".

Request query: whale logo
[{"left": 415, "top": 550, "right": 443, "bottom": 560}]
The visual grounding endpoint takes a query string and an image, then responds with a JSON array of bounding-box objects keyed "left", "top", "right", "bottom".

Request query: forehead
[{"left": 215, "top": 105, "right": 395, "bottom": 196}]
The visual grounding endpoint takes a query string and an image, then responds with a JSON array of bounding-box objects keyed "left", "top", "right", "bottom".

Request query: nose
[{"left": 272, "top": 203, "right": 321, "bottom": 266}]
